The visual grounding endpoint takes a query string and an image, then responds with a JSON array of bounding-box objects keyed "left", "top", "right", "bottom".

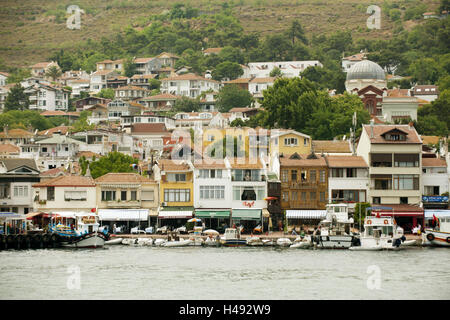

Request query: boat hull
[
  {"left": 314, "top": 235, "right": 353, "bottom": 249},
  {"left": 424, "top": 230, "right": 450, "bottom": 247},
  {"left": 61, "top": 233, "right": 105, "bottom": 248},
  {"left": 221, "top": 239, "right": 247, "bottom": 247},
  {"left": 163, "top": 239, "right": 192, "bottom": 247},
  {"left": 105, "top": 238, "right": 123, "bottom": 245}
]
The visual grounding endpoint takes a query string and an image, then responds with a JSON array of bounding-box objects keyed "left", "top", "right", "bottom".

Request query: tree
[
  {"left": 6, "top": 68, "right": 31, "bottom": 84},
  {"left": 89, "top": 152, "right": 139, "bottom": 179},
  {"left": 71, "top": 110, "right": 95, "bottom": 133},
  {"left": 95, "top": 88, "right": 115, "bottom": 100},
  {"left": 287, "top": 20, "right": 308, "bottom": 46},
  {"left": 207, "top": 135, "right": 246, "bottom": 159},
  {"left": 212, "top": 61, "right": 243, "bottom": 81},
  {"left": 230, "top": 118, "right": 246, "bottom": 127},
  {"left": 45, "top": 65, "right": 62, "bottom": 82},
  {"left": 216, "top": 84, "right": 253, "bottom": 112},
  {"left": 123, "top": 57, "right": 136, "bottom": 78},
  {"left": 173, "top": 96, "right": 200, "bottom": 112},
  {"left": 4, "top": 84, "right": 29, "bottom": 111},
  {"left": 269, "top": 67, "right": 282, "bottom": 77},
  {"left": 0, "top": 110, "right": 53, "bottom": 131}
]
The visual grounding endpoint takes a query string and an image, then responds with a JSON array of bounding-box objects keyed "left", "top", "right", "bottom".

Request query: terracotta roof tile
[
  {"left": 32, "top": 175, "right": 96, "bottom": 187},
  {"left": 363, "top": 125, "right": 422, "bottom": 144},
  {"left": 422, "top": 158, "right": 447, "bottom": 167},
  {"left": 313, "top": 140, "right": 351, "bottom": 153},
  {"left": 131, "top": 123, "right": 167, "bottom": 134},
  {"left": 0, "top": 143, "right": 20, "bottom": 154},
  {"left": 157, "top": 159, "right": 191, "bottom": 172},
  {"left": 95, "top": 172, "right": 155, "bottom": 184},
  {"left": 280, "top": 154, "right": 327, "bottom": 167},
  {"left": 326, "top": 155, "right": 368, "bottom": 168}
]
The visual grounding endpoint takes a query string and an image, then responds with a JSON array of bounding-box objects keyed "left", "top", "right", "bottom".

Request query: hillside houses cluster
[{"left": 0, "top": 50, "right": 447, "bottom": 234}]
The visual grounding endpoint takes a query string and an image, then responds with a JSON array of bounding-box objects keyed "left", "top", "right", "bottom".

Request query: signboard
[{"left": 422, "top": 196, "right": 449, "bottom": 203}]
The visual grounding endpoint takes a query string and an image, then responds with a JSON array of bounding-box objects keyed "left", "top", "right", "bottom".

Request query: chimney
[
  {"left": 408, "top": 121, "right": 414, "bottom": 130},
  {"left": 370, "top": 119, "right": 374, "bottom": 138},
  {"left": 4, "top": 124, "right": 8, "bottom": 136}
]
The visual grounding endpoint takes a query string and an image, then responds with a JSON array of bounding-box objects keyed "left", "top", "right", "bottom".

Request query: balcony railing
[{"left": 281, "top": 181, "right": 319, "bottom": 189}]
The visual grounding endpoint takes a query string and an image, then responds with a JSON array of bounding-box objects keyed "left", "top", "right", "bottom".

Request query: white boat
[
  {"left": 276, "top": 238, "right": 292, "bottom": 247},
  {"left": 220, "top": 228, "right": 247, "bottom": 247},
  {"left": 423, "top": 215, "right": 450, "bottom": 247},
  {"left": 349, "top": 214, "right": 405, "bottom": 251},
  {"left": 136, "top": 238, "right": 153, "bottom": 246},
  {"left": 290, "top": 236, "right": 312, "bottom": 249},
  {"left": 57, "top": 214, "right": 107, "bottom": 248},
  {"left": 163, "top": 239, "right": 192, "bottom": 247},
  {"left": 261, "top": 239, "right": 273, "bottom": 246},
  {"left": 246, "top": 236, "right": 264, "bottom": 246},
  {"left": 204, "top": 235, "right": 219, "bottom": 246},
  {"left": 154, "top": 238, "right": 166, "bottom": 246},
  {"left": 312, "top": 204, "right": 355, "bottom": 249},
  {"left": 105, "top": 237, "right": 123, "bottom": 245},
  {"left": 188, "top": 237, "right": 204, "bottom": 246}
]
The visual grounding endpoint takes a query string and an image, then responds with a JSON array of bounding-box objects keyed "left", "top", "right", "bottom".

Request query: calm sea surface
[{"left": 0, "top": 245, "right": 449, "bottom": 300}]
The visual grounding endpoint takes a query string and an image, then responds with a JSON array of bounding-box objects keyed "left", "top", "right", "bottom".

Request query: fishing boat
[
  {"left": 220, "top": 228, "right": 247, "bottom": 247},
  {"left": 312, "top": 204, "right": 355, "bottom": 249},
  {"left": 423, "top": 215, "right": 450, "bottom": 247},
  {"left": 51, "top": 214, "right": 108, "bottom": 248},
  {"left": 349, "top": 213, "right": 405, "bottom": 251}
]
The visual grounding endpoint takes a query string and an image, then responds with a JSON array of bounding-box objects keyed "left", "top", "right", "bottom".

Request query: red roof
[{"left": 131, "top": 123, "right": 168, "bottom": 134}]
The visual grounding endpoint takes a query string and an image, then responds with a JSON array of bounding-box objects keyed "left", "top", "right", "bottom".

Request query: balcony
[
  {"left": 281, "top": 181, "right": 319, "bottom": 189},
  {"left": 105, "top": 200, "right": 141, "bottom": 208},
  {"left": 284, "top": 200, "right": 324, "bottom": 210}
]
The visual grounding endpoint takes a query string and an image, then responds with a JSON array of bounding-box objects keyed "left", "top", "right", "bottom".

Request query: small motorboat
[
  {"left": 121, "top": 238, "right": 139, "bottom": 245},
  {"left": 188, "top": 237, "right": 204, "bottom": 246},
  {"left": 136, "top": 238, "right": 153, "bottom": 246},
  {"left": 423, "top": 215, "right": 450, "bottom": 247},
  {"left": 204, "top": 236, "right": 219, "bottom": 247},
  {"left": 220, "top": 228, "right": 247, "bottom": 247},
  {"left": 246, "top": 236, "right": 264, "bottom": 246},
  {"left": 154, "top": 238, "right": 166, "bottom": 246},
  {"left": 276, "top": 238, "right": 292, "bottom": 247},
  {"left": 55, "top": 214, "right": 107, "bottom": 248},
  {"left": 163, "top": 239, "right": 192, "bottom": 247},
  {"left": 401, "top": 239, "right": 417, "bottom": 246},
  {"left": 262, "top": 239, "right": 273, "bottom": 246},
  {"left": 105, "top": 237, "right": 123, "bottom": 245}
]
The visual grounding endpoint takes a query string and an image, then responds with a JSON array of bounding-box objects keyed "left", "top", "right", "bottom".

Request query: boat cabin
[
  {"left": 223, "top": 228, "right": 241, "bottom": 240},
  {"left": 75, "top": 214, "right": 100, "bottom": 235},
  {"left": 319, "top": 204, "right": 353, "bottom": 236},
  {"left": 363, "top": 216, "right": 403, "bottom": 238}
]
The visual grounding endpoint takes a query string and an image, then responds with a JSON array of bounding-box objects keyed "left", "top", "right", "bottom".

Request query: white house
[
  {"left": 90, "top": 70, "right": 119, "bottom": 94},
  {"left": 341, "top": 52, "right": 368, "bottom": 73},
  {"left": 248, "top": 77, "right": 275, "bottom": 98},
  {"left": 0, "top": 158, "right": 40, "bottom": 215},
  {"left": 32, "top": 175, "right": 97, "bottom": 214},
  {"left": 30, "top": 61, "right": 60, "bottom": 78},
  {"left": 0, "top": 72, "right": 9, "bottom": 86},
  {"left": 246, "top": 61, "right": 322, "bottom": 78},
  {"left": 121, "top": 114, "right": 176, "bottom": 131},
  {"left": 326, "top": 155, "right": 369, "bottom": 211},
  {"left": 422, "top": 157, "right": 449, "bottom": 209},
  {"left": 133, "top": 57, "right": 162, "bottom": 75},
  {"left": 381, "top": 88, "right": 419, "bottom": 122},
  {"left": 410, "top": 85, "right": 439, "bottom": 102},
  {"left": 24, "top": 83, "right": 70, "bottom": 111},
  {"left": 160, "top": 73, "right": 221, "bottom": 98}
]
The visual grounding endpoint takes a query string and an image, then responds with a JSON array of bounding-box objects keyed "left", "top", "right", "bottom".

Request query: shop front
[
  {"left": 286, "top": 210, "right": 327, "bottom": 233},
  {"left": 194, "top": 209, "right": 231, "bottom": 233},
  {"left": 371, "top": 205, "right": 424, "bottom": 233},
  {"left": 97, "top": 209, "right": 149, "bottom": 234},
  {"left": 157, "top": 206, "right": 193, "bottom": 229},
  {"left": 231, "top": 209, "right": 262, "bottom": 234}
]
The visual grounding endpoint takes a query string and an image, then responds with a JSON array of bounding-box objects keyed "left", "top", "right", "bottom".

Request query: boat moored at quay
[{"left": 423, "top": 215, "right": 450, "bottom": 247}]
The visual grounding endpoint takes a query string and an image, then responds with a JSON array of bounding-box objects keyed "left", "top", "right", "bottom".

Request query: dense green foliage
[
  {"left": 216, "top": 84, "right": 254, "bottom": 112},
  {"left": 173, "top": 96, "right": 200, "bottom": 113},
  {"left": 0, "top": 110, "right": 67, "bottom": 131},
  {"left": 4, "top": 84, "right": 29, "bottom": 111},
  {"left": 89, "top": 152, "right": 139, "bottom": 179}
]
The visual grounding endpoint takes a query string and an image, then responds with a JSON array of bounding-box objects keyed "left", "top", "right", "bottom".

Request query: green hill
[{"left": 0, "top": 0, "right": 440, "bottom": 68}]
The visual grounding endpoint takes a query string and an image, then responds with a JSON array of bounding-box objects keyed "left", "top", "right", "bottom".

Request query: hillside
[{"left": 0, "top": 0, "right": 440, "bottom": 68}]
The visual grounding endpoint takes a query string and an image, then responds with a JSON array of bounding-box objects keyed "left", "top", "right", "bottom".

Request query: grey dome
[{"left": 346, "top": 60, "right": 385, "bottom": 81}]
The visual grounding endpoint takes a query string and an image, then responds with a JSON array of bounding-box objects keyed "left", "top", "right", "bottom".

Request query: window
[
  {"left": 393, "top": 175, "right": 419, "bottom": 190},
  {"left": 310, "top": 170, "right": 316, "bottom": 182},
  {"left": 130, "top": 191, "right": 137, "bottom": 201},
  {"left": 424, "top": 186, "right": 439, "bottom": 196},
  {"left": 164, "top": 189, "right": 190, "bottom": 202},
  {"left": 101, "top": 190, "right": 116, "bottom": 201},
  {"left": 200, "top": 186, "right": 225, "bottom": 200},
  {"left": 64, "top": 191, "right": 87, "bottom": 201},
  {"left": 371, "top": 154, "right": 392, "bottom": 167},
  {"left": 282, "top": 191, "right": 289, "bottom": 202},
  {"left": 167, "top": 173, "right": 186, "bottom": 182},
  {"left": 374, "top": 178, "right": 392, "bottom": 190},
  {"left": 121, "top": 191, "right": 127, "bottom": 201},
  {"left": 304, "top": 138, "right": 308, "bottom": 146},
  {"left": 319, "top": 170, "right": 326, "bottom": 183},
  {"left": 320, "top": 192, "right": 325, "bottom": 202},
  {"left": 199, "top": 169, "right": 222, "bottom": 179},
  {"left": 291, "top": 191, "right": 298, "bottom": 201},
  {"left": 281, "top": 170, "right": 289, "bottom": 183},
  {"left": 310, "top": 192, "right": 316, "bottom": 201},
  {"left": 291, "top": 170, "right": 297, "bottom": 182},
  {"left": 284, "top": 138, "right": 298, "bottom": 146},
  {"left": 13, "top": 186, "right": 28, "bottom": 198},
  {"left": 233, "top": 186, "right": 265, "bottom": 201},
  {"left": 332, "top": 169, "right": 344, "bottom": 177},
  {"left": 346, "top": 168, "right": 356, "bottom": 178},
  {"left": 141, "top": 190, "right": 154, "bottom": 201},
  {"left": 301, "top": 170, "right": 307, "bottom": 181},
  {"left": 373, "top": 197, "right": 381, "bottom": 204},
  {"left": 47, "top": 187, "right": 55, "bottom": 201},
  {"left": 400, "top": 197, "right": 408, "bottom": 204},
  {"left": 301, "top": 192, "right": 307, "bottom": 201},
  {"left": 394, "top": 154, "right": 419, "bottom": 167}
]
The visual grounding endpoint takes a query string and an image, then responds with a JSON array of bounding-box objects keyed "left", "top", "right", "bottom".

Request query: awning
[
  {"left": 194, "top": 210, "right": 230, "bottom": 219},
  {"left": 286, "top": 210, "right": 326, "bottom": 220},
  {"left": 48, "top": 211, "right": 78, "bottom": 218},
  {"left": 0, "top": 212, "right": 25, "bottom": 220},
  {"left": 424, "top": 210, "right": 450, "bottom": 218},
  {"left": 149, "top": 209, "right": 159, "bottom": 217},
  {"left": 98, "top": 209, "right": 149, "bottom": 221},
  {"left": 158, "top": 211, "right": 193, "bottom": 219},
  {"left": 231, "top": 209, "right": 262, "bottom": 221}
]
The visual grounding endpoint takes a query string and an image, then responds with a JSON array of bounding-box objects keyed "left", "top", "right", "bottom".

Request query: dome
[{"left": 346, "top": 60, "right": 385, "bottom": 81}]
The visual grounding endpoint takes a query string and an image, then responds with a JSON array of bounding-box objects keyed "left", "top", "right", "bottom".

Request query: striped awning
[
  {"left": 232, "top": 209, "right": 262, "bottom": 221},
  {"left": 194, "top": 210, "right": 230, "bottom": 218},
  {"left": 286, "top": 210, "right": 326, "bottom": 220}
]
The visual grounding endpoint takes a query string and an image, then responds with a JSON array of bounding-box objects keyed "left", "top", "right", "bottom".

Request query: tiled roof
[
  {"left": 131, "top": 123, "right": 167, "bottom": 134},
  {"left": 0, "top": 129, "right": 34, "bottom": 138},
  {"left": 31, "top": 62, "right": 53, "bottom": 68},
  {"left": 0, "top": 143, "right": 20, "bottom": 154},
  {"left": 115, "top": 85, "right": 149, "bottom": 91},
  {"left": 91, "top": 70, "right": 116, "bottom": 76},
  {"left": 363, "top": 124, "right": 422, "bottom": 144},
  {"left": 95, "top": 172, "right": 154, "bottom": 184},
  {"left": 40, "top": 167, "right": 67, "bottom": 177},
  {"left": 134, "top": 57, "right": 155, "bottom": 63},
  {"left": 249, "top": 77, "right": 276, "bottom": 83},
  {"left": 157, "top": 159, "right": 191, "bottom": 172},
  {"left": 421, "top": 135, "right": 440, "bottom": 145},
  {"left": 162, "top": 73, "right": 219, "bottom": 82},
  {"left": 313, "top": 140, "right": 351, "bottom": 153},
  {"left": 326, "top": 155, "right": 368, "bottom": 168},
  {"left": 40, "top": 110, "right": 67, "bottom": 116},
  {"left": 0, "top": 72, "right": 10, "bottom": 77},
  {"left": 130, "top": 74, "right": 157, "bottom": 79},
  {"left": 343, "top": 52, "right": 367, "bottom": 61},
  {"left": 32, "top": 175, "right": 96, "bottom": 187},
  {"left": 229, "top": 107, "right": 258, "bottom": 113},
  {"left": 280, "top": 154, "right": 327, "bottom": 167},
  {"left": 223, "top": 78, "right": 252, "bottom": 84},
  {"left": 386, "top": 88, "right": 413, "bottom": 98},
  {"left": 76, "top": 151, "right": 101, "bottom": 159},
  {"left": 0, "top": 158, "right": 38, "bottom": 172},
  {"left": 193, "top": 158, "right": 227, "bottom": 169},
  {"left": 156, "top": 52, "right": 180, "bottom": 59},
  {"left": 140, "top": 93, "right": 178, "bottom": 100},
  {"left": 38, "top": 125, "right": 72, "bottom": 136},
  {"left": 422, "top": 158, "right": 447, "bottom": 167},
  {"left": 229, "top": 158, "right": 264, "bottom": 169}
]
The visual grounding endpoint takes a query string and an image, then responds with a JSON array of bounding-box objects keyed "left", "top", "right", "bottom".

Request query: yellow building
[
  {"left": 154, "top": 159, "right": 195, "bottom": 227},
  {"left": 269, "top": 129, "right": 312, "bottom": 156}
]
